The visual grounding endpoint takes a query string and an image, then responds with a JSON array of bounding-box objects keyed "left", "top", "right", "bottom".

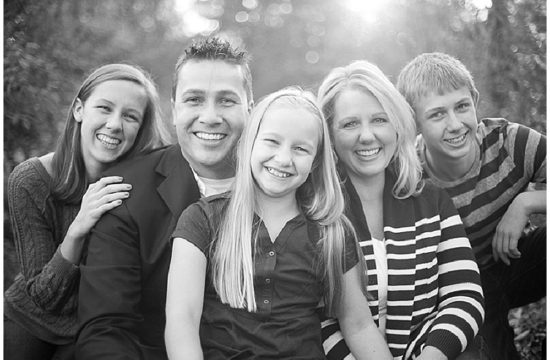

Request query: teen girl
[
  {"left": 5, "top": 63, "right": 168, "bottom": 359},
  {"left": 165, "top": 87, "right": 392, "bottom": 359}
]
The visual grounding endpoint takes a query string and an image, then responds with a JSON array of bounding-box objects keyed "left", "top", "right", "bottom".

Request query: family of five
[{"left": 5, "top": 37, "right": 546, "bottom": 360}]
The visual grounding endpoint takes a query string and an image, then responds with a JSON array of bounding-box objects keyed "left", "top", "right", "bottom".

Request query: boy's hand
[{"left": 492, "top": 196, "right": 529, "bottom": 265}]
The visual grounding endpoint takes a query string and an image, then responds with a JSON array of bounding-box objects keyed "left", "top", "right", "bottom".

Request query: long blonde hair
[
  {"left": 212, "top": 87, "right": 362, "bottom": 316},
  {"left": 318, "top": 60, "right": 423, "bottom": 199}
]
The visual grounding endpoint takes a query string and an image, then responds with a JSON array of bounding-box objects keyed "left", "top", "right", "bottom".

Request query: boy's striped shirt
[{"left": 418, "top": 118, "right": 546, "bottom": 269}]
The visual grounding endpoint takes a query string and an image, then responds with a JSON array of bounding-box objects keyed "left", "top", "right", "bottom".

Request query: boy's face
[
  {"left": 414, "top": 87, "right": 478, "bottom": 164},
  {"left": 172, "top": 60, "right": 249, "bottom": 179}
]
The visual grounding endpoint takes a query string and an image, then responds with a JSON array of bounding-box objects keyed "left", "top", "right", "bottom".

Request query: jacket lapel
[{"left": 156, "top": 145, "right": 200, "bottom": 220}]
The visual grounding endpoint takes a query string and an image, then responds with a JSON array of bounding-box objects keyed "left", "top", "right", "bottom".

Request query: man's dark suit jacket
[{"left": 77, "top": 144, "right": 200, "bottom": 360}]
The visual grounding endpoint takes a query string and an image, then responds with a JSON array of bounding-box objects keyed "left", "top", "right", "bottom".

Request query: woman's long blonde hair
[{"left": 212, "top": 87, "right": 362, "bottom": 316}]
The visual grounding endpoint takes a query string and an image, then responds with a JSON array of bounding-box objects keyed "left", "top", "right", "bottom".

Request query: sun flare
[{"left": 344, "top": 0, "right": 388, "bottom": 24}]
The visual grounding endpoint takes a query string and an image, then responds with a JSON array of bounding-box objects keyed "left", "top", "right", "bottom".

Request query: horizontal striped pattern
[
  {"left": 418, "top": 118, "right": 546, "bottom": 269},
  {"left": 321, "top": 173, "right": 484, "bottom": 360}
]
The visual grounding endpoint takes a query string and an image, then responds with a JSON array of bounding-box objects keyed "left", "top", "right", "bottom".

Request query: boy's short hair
[
  {"left": 171, "top": 37, "right": 253, "bottom": 104},
  {"left": 396, "top": 52, "right": 479, "bottom": 110}
]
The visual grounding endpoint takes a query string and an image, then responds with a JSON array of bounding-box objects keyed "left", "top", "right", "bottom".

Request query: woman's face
[
  {"left": 331, "top": 88, "right": 397, "bottom": 182},
  {"left": 251, "top": 102, "right": 319, "bottom": 203},
  {"left": 75, "top": 80, "right": 147, "bottom": 176}
]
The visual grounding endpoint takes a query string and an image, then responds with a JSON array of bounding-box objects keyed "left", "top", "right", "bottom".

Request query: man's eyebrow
[
  {"left": 179, "top": 89, "right": 206, "bottom": 96},
  {"left": 216, "top": 89, "right": 240, "bottom": 96}
]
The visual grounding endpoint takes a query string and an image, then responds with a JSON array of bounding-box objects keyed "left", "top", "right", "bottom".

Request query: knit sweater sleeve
[
  {"left": 7, "top": 159, "right": 80, "bottom": 313},
  {"left": 423, "top": 189, "right": 485, "bottom": 359}
]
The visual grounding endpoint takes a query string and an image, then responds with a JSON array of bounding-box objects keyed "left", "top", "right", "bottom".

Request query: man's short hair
[
  {"left": 171, "top": 37, "right": 253, "bottom": 104},
  {"left": 396, "top": 52, "right": 479, "bottom": 110}
]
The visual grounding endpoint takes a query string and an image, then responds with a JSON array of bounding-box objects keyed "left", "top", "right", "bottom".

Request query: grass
[
  {"left": 510, "top": 297, "right": 547, "bottom": 359},
  {"left": 510, "top": 209, "right": 546, "bottom": 360}
]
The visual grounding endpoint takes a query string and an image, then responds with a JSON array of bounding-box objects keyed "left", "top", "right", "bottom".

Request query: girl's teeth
[
  {"left": 267, "top": 167, "right": 290, "bottom": 178},
  {"left": 97, "top": 134, "right": 121, "bottom": 149},
  {"left": 196, "top": 132, "right": 225, "bottom": 140},
  {"left": 356, "top": 148, "right": 380, "bottom": 156},
  {"left": 446, "top": 134, "right": 466, "bottom": 144}
]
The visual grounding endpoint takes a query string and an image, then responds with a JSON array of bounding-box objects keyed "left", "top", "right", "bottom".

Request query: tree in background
[{"left": 485, "top": 0, "right": 546, "bottom": 132}]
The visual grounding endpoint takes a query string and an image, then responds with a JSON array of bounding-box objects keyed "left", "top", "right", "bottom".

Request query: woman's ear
[{"left": 73, "top": 98, "right": 84, "bottom": 123}]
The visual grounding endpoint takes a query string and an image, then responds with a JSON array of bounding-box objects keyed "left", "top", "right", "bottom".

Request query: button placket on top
[{"left": 256, "top": 222, "right": 276, "bottom": 314}]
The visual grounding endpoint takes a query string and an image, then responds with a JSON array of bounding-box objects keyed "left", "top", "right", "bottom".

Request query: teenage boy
[
  {"left": 76, "top": 37, "right": 253, "bottom": 360},
  {"left": 397, "top": 52, "right": 546, "bottom": 360}
]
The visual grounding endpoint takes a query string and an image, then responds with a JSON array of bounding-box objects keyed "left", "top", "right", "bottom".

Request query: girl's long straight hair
[{"left": 211, "top": 87, "right": 365, "bottom": 315}]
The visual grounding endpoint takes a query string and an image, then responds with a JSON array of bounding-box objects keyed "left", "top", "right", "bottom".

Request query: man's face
[
  {"left": 173, "top": 60, "right": 249, "bottom": 179},
  {"left": 414, "top": 87, "right": 478, "bottom": 164}
]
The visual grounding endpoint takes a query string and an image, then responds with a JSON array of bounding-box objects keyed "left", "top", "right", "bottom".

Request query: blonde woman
[{"left": 318, "top": 61, "right": 485, "bottom": 360}]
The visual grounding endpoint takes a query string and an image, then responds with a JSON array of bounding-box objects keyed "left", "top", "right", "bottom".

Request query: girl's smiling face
[
  {"left": 251, "top": 103, "right": 319, "bottom": 202},
  {"left": 75, "top": 79, "right": 146, "bottom": 177}
]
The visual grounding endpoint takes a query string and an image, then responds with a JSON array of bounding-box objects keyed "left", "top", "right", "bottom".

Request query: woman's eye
[
  {"left": 97, "top": 105, "right": 110, "bottom": 112},
  {"left": 342, "top": 120, "right": 357, "bottom": 128},
  {"left": 372, "top": 117, "right": 388, "bottom": 124}
]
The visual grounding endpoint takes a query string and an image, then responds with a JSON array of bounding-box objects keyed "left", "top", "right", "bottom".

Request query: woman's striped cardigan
[{"left": 322, "top": 171, "right": 484, "bottom": 360}]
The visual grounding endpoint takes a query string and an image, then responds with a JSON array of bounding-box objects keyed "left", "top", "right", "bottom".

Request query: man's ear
[{"left": 73, "top": 98, "right": 84, "bottom": 123}]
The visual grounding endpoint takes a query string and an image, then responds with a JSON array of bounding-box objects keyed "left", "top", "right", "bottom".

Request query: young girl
[
  {"left": 5, "top": 63, "right": 168, "bottom": 360},
  {"left": 165, "top": 87, "right": 392, "bottom": 359}
]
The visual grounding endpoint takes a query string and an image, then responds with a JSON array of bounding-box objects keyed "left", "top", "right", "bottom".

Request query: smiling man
[
  {"left": 397, "top": 52, "right": 546, "bottom": 360},
  {"left": 76, "top": 38, "right": 253, "bottom": 360}
]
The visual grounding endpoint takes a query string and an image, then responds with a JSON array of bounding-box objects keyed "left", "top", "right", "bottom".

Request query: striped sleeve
[
  {"left": 507, "top": 121, "right": 546, "bottom": 184},
  {"left": 422, "top": 190, "right": 484, "bottom": 359},
  {"left": 321, "top": 317, "right": 356, "bottom": 360}
]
